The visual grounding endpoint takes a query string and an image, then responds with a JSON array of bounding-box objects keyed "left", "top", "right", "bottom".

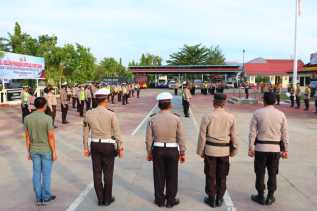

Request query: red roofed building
[{"left": 245, "top": 58, "right": 305, "bottom": 88}]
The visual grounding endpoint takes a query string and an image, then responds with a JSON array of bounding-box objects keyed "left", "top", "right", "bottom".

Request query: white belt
[
  {"left": 90, "top": 138, "right": 116, "bottom": 144},
  {"left": 153, "top": 142, "right": 178, "bottom": 148}
]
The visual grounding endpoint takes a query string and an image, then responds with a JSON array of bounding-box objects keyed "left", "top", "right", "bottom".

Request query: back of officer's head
[
  {"left": 213, "top": 93, "right": 227, "bottom": 107},
  {"left": 158, "top": 100, "right": 171, "bottom": 110},
  {"left": 34, "top": 97, "right": 47, "bottom": 109},
  {"left": 263, "top": 92, "right": 276, "bottom": 105}
]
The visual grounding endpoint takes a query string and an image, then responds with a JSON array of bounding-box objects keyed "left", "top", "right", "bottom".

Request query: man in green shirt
[{"left": 24, "top": 97, "right": 57, "bottom": 206}]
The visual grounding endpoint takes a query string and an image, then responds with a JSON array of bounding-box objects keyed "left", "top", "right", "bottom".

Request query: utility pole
[{"left": 292, "top": 0, "right": 299, "bottom": 87}]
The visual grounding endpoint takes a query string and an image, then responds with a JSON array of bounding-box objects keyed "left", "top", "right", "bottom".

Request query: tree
[
  {"left": 129, "top": 53, "right": 162, "bottom": 66},
  {"left": 167, "top": 44, "right": 226, "bottom": 65}
]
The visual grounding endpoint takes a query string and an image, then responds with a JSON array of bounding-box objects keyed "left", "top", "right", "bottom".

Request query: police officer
[
  {"left": 146, "top": 92, "right": 186, "bottom": 208},
  {"left": 60, "top": 84, "right": 69, "bottom": 124},
  {"left": 21, "top": 86, "right": 31, "bottom": 123},
  {"left": 182, "top": 82, "right": 192, "bottom": 118},
  {"left": 304, "top": 84, "right": 311, "bottom": 111},
  {"left": 83, "top": 89, "right": 124, "bottom": 206},
  {"left": 248, "top": 92, "right": 289, "bottom": 205},
  {"left": 295, "top": 83, "right": 301, "bottom": 109},
  {"left": 197, "top": 93, "right": 238, "bottom": 208},
  {"left": 314, "top": 89, "right": 317, "bottom": 113},
  {"left": 289, "top": 85, "right": 295, "bottom": 107}
]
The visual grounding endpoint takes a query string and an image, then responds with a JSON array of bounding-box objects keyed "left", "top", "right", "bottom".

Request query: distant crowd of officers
[{"left": 20, "top": 82, "right": 141, "bottom": 125}]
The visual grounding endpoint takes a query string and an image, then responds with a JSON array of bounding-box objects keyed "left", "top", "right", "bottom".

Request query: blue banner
[{"left": 0, "top": 52, "right": 45, "bottom": 80}]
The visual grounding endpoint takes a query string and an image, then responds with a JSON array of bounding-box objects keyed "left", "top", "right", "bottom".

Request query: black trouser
[
  {"left": 136, "top": 90, "right": 140, "bottom": 98},
  {"left": 21, "top": 104, "right": 30, "bottom": 123},
  {"left": 315, "top": 99, "right": 317, "bottom": 112},
  {"left": 174, "top": 88, "right": 178, "bottom": 95},
  {"left": 152, "top": 147, "right": 179, "bottom": 204},
  {"left": 132, "top": 90, "right": 135, "bottom": 97},
  {"left": 91, "top": 142, "right": 116, "bottom": 204},
  {"left": 304, "top": 99, "right": 310, "bottom": 110},
  {"left": 122, "top": 94, "right": 128, "bottom": 105},
  {"left": 204, "top": 156, "right": 229, "bottom": 199},
  {"left": 254, "top": 151, "right": 280, "bottom": 195},
  {"left": 92, "top": 98, "right": 97, "bottom": 108},
  {"left": 86, "top": 98, "right": 91, "bottom": 111},
  {"left": 276, "top": 94, "right": 280, "bottom": 105},
  {"left": 76, "top": 98, "right": 80, "bottom": 112},
  {"left": 290, "top": 96, "right": 295, "bottom": 107},
  {"left": 211, "top": 87, "right": 215, "bottom": 95},
  {"left": 295, "top": 95, "right": 300, "bottom": 108},
  {"left": 79, "top": 100, "right": 84, "bottom": 117},
  {"left": 118, "top": 93, "right": 122, "bottom": 102},
  {"left": 72, "top": 97, "right": 77, "bottom": 108},
  {"left": 245, "top": 89, "right": 249, "bottom": 99},
  {"left": 61, "top": 104, "right": 68, "bottom": 123},
  {"left": 111, "top": 94, "right": 115, "bottom": 104},
  {"left": 182, "top": 99, "right": 190, "bottom": 117}
]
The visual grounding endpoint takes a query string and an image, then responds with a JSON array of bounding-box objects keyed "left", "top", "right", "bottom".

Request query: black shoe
[
  {"left": 62, "top": 121, "right": 69, "bottom": 124},
  {"left": 43, "top": 195, "right": 56, "bottom": 203},
  {"left": 251, "top": 194, "right": 265, "bottom": 205},
  {"left": 204, "top": 196, "right": 216, "bottom": 207},
  {"left": 54, "top": 126, "right": 58, "bottom": 129},
  {"left": 265, "top": 194, "right": 276, "bottom": 205},
  {"left": 98, "top": 201, "right": 104, "bottom": 206},
  {"left": 166, "top": 198, "right": 180, "bottom": 208},
  {"left": 154, "top": 199, "right": 165, "bottom": 207},
  {"left": 104, "top": 197, "right": 115, "bottom": 206},
  {"left": 216, "top": 197, "right": 224, "bottom": 207}
]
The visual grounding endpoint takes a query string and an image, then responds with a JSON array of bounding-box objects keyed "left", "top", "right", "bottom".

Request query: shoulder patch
[
  {"left": 173, "top": 113, "right": 180, "bottom": 117},
  {"left": 107, "top": 108, "right": 114, "bottom": 112},
  {"left": 150, "top": 113, "right": 157, "bottom": 117}
]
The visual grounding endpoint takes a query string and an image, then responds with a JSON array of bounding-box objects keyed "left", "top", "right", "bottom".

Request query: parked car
[
  {"left": 168, "top": 80, "right": 177, "bottom": 89},
  {"left": 225, "top": 81, "right": 235, "bottom": 88}
]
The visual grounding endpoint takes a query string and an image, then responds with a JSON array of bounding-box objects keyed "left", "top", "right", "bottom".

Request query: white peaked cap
[
  {"left": 95, "top": 88, "right": 110, "bottom": 96},
  {"left": 156, "top": 92, "right": 173, "bottom": 101}
]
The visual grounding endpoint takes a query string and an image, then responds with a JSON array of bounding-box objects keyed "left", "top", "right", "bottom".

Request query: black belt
[
  {"left": 255, "top": 140, "right": 280, "bottom": 145},
  {"left": 206, "top": 142, "right": 230, "bottom": 147}
]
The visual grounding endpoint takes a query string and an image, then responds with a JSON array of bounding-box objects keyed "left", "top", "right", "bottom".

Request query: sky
[{"left": 1, "top": 0, "right": 316, "bottom": 65}]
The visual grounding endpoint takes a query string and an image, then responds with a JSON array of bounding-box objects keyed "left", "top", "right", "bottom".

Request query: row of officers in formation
[
  {"left": 20, "top": 82, "right": 142, "bottom": 126},
  {"left": 80, "top": 89, "right": 288, "bottom": 208},
  {"left": 22, "top": 83, "right": 288, "bottom": 208}
]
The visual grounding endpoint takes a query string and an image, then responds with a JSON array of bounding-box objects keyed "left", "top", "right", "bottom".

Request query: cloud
[{"left": 1, "top": 0, "right": 316, "bottom": 65}]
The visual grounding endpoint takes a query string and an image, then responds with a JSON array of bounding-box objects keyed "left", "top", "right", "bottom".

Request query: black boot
[
  {"left": 216, "top": 196, "right": 224, "bottom": 207},
  {"left": 204, "top": 195, "right": 216, "bottom": 208},
  {"left": 166, "top": 198, "right": 180, "bottom": 208},
  {"left": 266, "top": 192, "right": 276, "bottom": 205},
  {"left": 251, "top": 193, "right": 265, "bottom": 205}
]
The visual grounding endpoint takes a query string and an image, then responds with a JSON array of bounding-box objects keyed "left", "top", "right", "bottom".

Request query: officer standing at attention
[
  {"left": 303, "top": 84, "right": 311, "bottom": 111},
  {"left": 21, "top": 86, "right": 31, "bottom": 123},
  {"left": 196, "top": 93, "right": 238, "bottom": 208},
  {"left": 146, "top": 92, "right": 186, "bottom": 208},
  {"left": 83, "top": 89, "right": 124, "bottom": 206},
  {"left": 60, "top": 84, "right": 69, "bottom": 124},
  {"left": 295, "top": 83, "right": 301, "bottom": 109},
  {"left": 248, "top": 92, "right": 289, "bottom": 205},
  {"left": 182, "top": 82, "right": 192, "bottom": 118}
]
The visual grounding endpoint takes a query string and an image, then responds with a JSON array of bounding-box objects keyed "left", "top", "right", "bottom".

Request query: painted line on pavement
[
  {"left": 66, "top": 183, "right": 93, "bottom": 211},
  {"left": 131, "top": 103, "right": 157, "bottom": 136},
  {"left": 189, "top": 107, "right": 237, "bottom": 211}
]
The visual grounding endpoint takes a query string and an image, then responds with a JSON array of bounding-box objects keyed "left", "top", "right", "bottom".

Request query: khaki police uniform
[
  {"left": 122, "top": 86, "right": 128, "bottom": 105},
  {"left": 304, "top": 86, "right": 311, "bottom": 110},
  {"left": 249, "top": 105, "right": 288, "bottom": 202},
  {"left": 83, "top": 104, "right": 122, "bottom": 205},
  {"left": 182, "top": 86, "right": 191, "bottom": 117},
  {"left": 295, "top": 85, "right": 301, "bottom": 108},
  {"left": 146, "top": 94, "right": 186, "bottom": 207},
  {"left": 85, "top": 87, "right": 92, "bottom": 111},
  {"left": 135, "top": 84, "right": 140, "bottom": 98},
  {"left": 60, "top": 87, "right": 69, "bottom": 123},
  {"left": 197, "top": 107, "right": 238, "bottom": 206}
]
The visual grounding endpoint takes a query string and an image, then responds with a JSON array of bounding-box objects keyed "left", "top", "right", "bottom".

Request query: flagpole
[{"left": 292, "top": 0, "right": 298, "bottom": 87}]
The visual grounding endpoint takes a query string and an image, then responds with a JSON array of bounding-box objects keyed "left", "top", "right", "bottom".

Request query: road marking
[
  {"left": 189, "top": 107, "right": 237, "bottom": 211},
  {"left": 66, "top": 183, "right": 93, "bottom": 211},
  {"left": 131, "top": 103, "right": 157, "bottom": 136}
]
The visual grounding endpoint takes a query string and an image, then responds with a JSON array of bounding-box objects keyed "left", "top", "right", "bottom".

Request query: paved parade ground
[{"left": 1, "top": 89, "right": 317, "bottom": 211}]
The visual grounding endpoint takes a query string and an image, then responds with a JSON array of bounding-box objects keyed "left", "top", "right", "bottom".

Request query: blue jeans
[{"left": 30, "top": 152, "right": 53, "bottom": 202}]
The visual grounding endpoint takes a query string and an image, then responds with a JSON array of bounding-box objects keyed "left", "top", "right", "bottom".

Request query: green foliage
[
  {"left": 96, "top": 57, "right": 132, "bottom": 82},
  {"left": 167, "top": 44, "right": 225, "bottom": 65},
  {"left": 129, "top": 53, "right": 162, "bottom": 66}
]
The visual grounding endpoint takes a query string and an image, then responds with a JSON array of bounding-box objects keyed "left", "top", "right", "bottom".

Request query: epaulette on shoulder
[
  {"left": 173, "top": 113, "right": 180, "bottom": 117},
  {"left": 107, "top": 108, "right": 114, "bottom": 112},
  {"left": 150, "top": 113, "right": 157, "bottom": 117}
]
